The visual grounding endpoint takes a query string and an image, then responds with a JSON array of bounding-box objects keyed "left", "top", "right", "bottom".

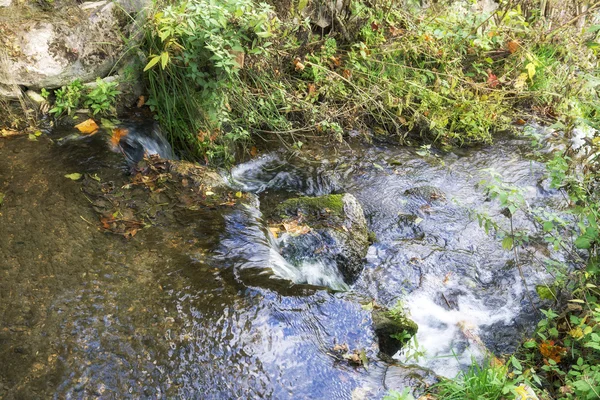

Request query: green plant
[
  {"left": 84, "top": 78, "right": 120, "bottom": 116},
  {"left": 433, "top": 358, "right": 513, "bottom": 400},
  {"left": 142, "top": 0, "right": 277, "bottom": 163},
  {"left": 49, "top": 79, "right": 84, "bottom": 117},
  {"left": 383, "top": 388, "right": 415, "bottom": 400}
]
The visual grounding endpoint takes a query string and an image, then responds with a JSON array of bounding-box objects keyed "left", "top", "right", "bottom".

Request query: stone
[
  {"left": 0, "top": 1, "right": 134, "bottom": 98},
  {"left": 272, "top": 193, "right": 369, "bottom": 283},
  {"left": 372, "top": 307, "right": 418, "bottom": 357}
]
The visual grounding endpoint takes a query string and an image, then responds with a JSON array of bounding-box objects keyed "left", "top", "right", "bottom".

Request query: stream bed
[{"left": 0, "top": 125, "right": 563, "bottom": 399}]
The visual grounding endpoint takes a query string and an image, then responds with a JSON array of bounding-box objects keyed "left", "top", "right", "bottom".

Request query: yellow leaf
[
  {"left": 64, "top": 173, "right": 82, "bottom": 180},
  {"left": 514, "top": 73, "right": 528, "bottom": 91},
  {"left": 569, "top": 327, "right": 584, "bottom": 339},
  {"left": 143, "top": 55, "right": 161, "bottom": 72},
  {"left": 235, "top": 191, "right": 243, "bottom": 198},
  {"left": 74, "top": 119, "right": 99, "bottom": 135},
  {"left": 160, "top": 52, "right": 169, "bottom": 69},
  {"left": 526, "top": 63, "right": 536, "bottom": 81}
]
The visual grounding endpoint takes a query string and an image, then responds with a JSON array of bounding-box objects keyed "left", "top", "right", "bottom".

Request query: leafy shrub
[
  {"left": 84, "top": 78, "right": 120, "bottom": 116},
  {"left": 142, "top": 0, "right": 277, "bottom": 163}
]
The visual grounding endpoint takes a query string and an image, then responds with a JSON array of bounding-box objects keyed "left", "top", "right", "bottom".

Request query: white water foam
[{"left": 399, "top": 271, "right": 522, "bottom": 378}]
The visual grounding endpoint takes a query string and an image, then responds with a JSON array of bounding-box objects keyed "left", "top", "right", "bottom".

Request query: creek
[{"left": 0, "top": 123, "right": 563, "bottom": 399}]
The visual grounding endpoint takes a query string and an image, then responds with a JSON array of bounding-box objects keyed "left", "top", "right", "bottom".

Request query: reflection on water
[{"left": 0, "top": 126, "right": 564, "bottom": 399}]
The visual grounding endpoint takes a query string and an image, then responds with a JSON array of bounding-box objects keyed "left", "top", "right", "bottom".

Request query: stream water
[{"left": 0, "top": 124, "right": 564, "bottom": 399}]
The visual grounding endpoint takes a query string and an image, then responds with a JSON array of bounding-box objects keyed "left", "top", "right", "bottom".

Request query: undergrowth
[{"left": 141, "top": 0, "right": 599, "bottom": 164}]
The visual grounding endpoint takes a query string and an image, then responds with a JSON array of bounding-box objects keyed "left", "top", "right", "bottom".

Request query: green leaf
[
  {"left": 511, "top": 356, "right": 522, "bottom": 371},
  {"left": 502, "top": 236, "right": 514, "bottom": 250},
  {"left": 575, "top": 235, "right": 592, "bottom": 249},
  {"left": 0, "top": 192, "right": 4, "bottom": 206},
  {"left": 64, "top": 173, "right": 83, "bottom": 180}
]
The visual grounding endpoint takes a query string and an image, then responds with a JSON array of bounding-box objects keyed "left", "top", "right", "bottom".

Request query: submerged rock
[
  {"left": 270, "top": 193, "right": 369, "bottom": 283},
  {"left": 372, "top": 307, "right": 418, "bottom": 357}
]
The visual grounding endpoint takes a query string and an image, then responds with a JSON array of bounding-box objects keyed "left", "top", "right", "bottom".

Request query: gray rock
[
  {"left": 0, "top": 1, "right": 142, "bottom": 98},
  {"left": 0, "top": 0, "right": 11, "bottom": 7},
  {"left": 272, "top": 193, "right": 369, "bottom": 283}
]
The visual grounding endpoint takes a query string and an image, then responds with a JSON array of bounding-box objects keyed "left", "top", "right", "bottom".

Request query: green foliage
[
  {"left": 142, "top": 0, "right": 277, "bottom": 163},
  {"left": 84, "top": 78, "right": 120, "bottom": 116},
  {"left": 383, "top": 388, "right": 415, "bottom": 400},
  {"left": 140, "top": 0, "right": 600, "bottom": 163},
  {"left": 49, "top": 79, "right": 84, "bottom": 117},
  {"left": 433, "top": 358, "right": 513, "bottom": 400},
  {"left": 48, "top": 78, "right": 120, "bottom": 118}
]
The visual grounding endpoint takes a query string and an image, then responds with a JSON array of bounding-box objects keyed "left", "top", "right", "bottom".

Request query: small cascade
[
  {"left": 214, "top": 197, "right": 349, "bottom": 291},
  {"left": 111, "top": 121, "right": 176, "bottom": 164}
]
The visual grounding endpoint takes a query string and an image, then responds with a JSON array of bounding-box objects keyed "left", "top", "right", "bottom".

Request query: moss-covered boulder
[
  {"left": 372, "top": 307, "right": 418, "bottom": 357},
  {"left": 271, "top": 193, "right": 369, "bottom": 283}
]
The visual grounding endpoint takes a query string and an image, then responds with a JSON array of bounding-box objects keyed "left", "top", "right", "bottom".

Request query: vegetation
[
  {"left": 139, "top": 0, "right": 599, "bottom": 165},
  {"left": 44, "top": 78, "right": 120, "bottom": 118}
]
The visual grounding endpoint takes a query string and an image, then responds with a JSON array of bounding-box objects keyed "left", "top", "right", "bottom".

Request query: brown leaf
[
  {"left": 487, "top": 69, "right": 499, "bottom": 88},
  {"left": 507, "top": 40, "right": 519, "bottom": 54},
  {"left": 389, "top": 25, "right": 404, "bottom": 37},
  {"left": 136, "top": 96, "right": 145, "bottom": 108},
  {"left": 293, "top": 57, "right": 305, "bottom": 71},
  {"left": 75, "top": 119, "right": 99, "bottom": 135},
  {"left": 282, "top": 220, "right": 311, "bottom": 235},
  {"left": 250, "top": 146, "right": 258, "bottom": 157},
  {"left": 539, "top": 340, "right": 565, "bottom": 363}
]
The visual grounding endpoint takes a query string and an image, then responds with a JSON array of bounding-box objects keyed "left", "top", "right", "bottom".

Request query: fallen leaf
[
  {"left": 507, "top": 40, "right": 519, "bottom": 54},
  {"left": 0, "top": 128, "right": 22, "bottom": 137},
  {"left": 75, "top": 119, "right": 99, "bottom": 135},
  {"left": 64, "top": 173, "right": 83, "bottom": 180},
  {"left": 137, "top": 96, "right": 145, "bottom": 108},
  {"left": 371, "top": 21, "right": 380, "bottom": 31},
  {"left": 282, "top": 220, "right": 311, "bottom": 235},
  {"left": 250, "top": 146, "right": 258, "bottom": 157},
  {"left": 293, "top": 57, "right": 305, "bottom": 71},
  {"left": 539, "top": 340, "right": 565, "bottom": 363},
  {"left": 487, "top": 69, "right": 499, "bottom": 88},
  {"left": 110, "top": 128, "right": 129, "bottom": 148},
  {"left": 268, "top": 226, "right": 280, "bottom": 238},
  {"left": 514, "top": 118, "right": 526, "bottom": 125},
  {"left": 342, "top": 69, "right": 352, "bottom": 79},
  {"left": 389, "top": 25, "right": 404, "bottom": 36}
]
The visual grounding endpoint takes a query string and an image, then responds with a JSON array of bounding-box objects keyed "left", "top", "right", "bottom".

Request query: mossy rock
[
  {"left": 275, "top": 194, "right": 345, "bottom": 226},
  {"left": 372, "top": 308, "right": 418, "bottom": 357},
  {"left": 272, "top": 193, "right": 369, "bottom": 283}
]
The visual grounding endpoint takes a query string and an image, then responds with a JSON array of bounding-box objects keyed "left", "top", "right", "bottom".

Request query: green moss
[
  {"left": 367, "top": 230, "right": 377, "bottom": 244},
  {"left": 276, "top": 194, "right": 345, "bottom": 219},
  {"left": 536, "top": 285, "right": 556, "bottom": 301}
]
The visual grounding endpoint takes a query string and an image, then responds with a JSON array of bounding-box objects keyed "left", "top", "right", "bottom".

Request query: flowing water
[{"left": 0, "top": 124, "right": 564, "bottom": 399}]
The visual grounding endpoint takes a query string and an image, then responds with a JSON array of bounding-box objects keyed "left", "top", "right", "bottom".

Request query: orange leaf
[
  {"left": 293, "top": 57, "right": 305, "bottom": 71},
  {"left": 75, "top": 119, "right": 99, "bottom": 135},
  {"left": 250, "top": 146, "right": 258, "bottom": 157},
  {"left": 507, "top": 40, "right": 519, "bottom": 54},
  {"left": 136, "top": 96, "right": 145, "bottom": 108},
  {"left": 539, "top": 340, "right": 565, "bottom": 363},
  {"left": 110, "top": 127, "right": 129, "bottom": 148}
]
